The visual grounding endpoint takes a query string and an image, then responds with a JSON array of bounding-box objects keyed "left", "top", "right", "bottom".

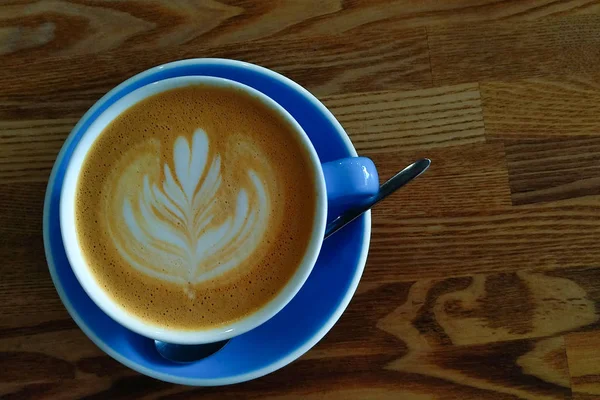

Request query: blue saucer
[{"left": 43, "top": 59, "right": 371, "bottom": 385}]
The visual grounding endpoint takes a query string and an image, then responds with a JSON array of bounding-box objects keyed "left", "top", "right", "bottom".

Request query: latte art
[
  {"left": 75, "top": 84, "right": 317, "bottom": 330},
  {"left": 109, "top": 129, "right": 270, "bottom": 287}
]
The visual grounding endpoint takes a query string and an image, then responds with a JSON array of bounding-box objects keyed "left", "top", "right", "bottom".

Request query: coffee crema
[{"left": 75, "top": 85, "right": 317, "bottom": 330}]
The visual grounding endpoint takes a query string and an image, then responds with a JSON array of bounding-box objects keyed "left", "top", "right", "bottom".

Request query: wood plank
[
  {"left": 0, "top": 183, "right": 68, "bottom": 328},
  {"left": 282, "top": 0, "right": 600, "bottom": 37},
  {"left": 0, "top": 121, "right": 68, "bottom": 183},
  {"left": 0, "top": 0, "right": 242, "bottom": 57},
  {"left": 0, "top": 25, "right": 430, "bottom": 112},
  {"left": 372, "top": 273, "right": 594, "bottom": 348},
  {"left": 566, "top": 331, "right": 600, "bottom": 397},
  {"left": 429, "top": 14, "right": 600, "bottom": 86},
  {"left": 367, "top": 199, "right": 600, "bottom": 282},
  {"left": 323, "top": 83, "right": 486, "bottom": 153},
  {"left": 0, "top": 232, "right": 68, "bottom": 329},
  {"left": 2, "top": 0, "right": 599, "bottom": 60},
  {"left": 317, "top": 267, "right": 597, "bottom": 364},
  {"left": 215, "top": 335, "right": 569, "bottom": 399},
  {"left": 368, "top": 142, "right": 512, "bottom": 217},
  {"left": 481, "top": 79, "right": 600, "bottom": 139},
  {"left": 0, "top": 182, "right": 46, "bottom": 232},
  {"left": 504, "top": 138, "right": 600, "bottom": 205}
]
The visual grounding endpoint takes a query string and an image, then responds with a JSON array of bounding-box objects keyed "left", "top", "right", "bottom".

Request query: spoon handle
[{"left": 324, "top": 158, "right": 431, "bottom": 239}]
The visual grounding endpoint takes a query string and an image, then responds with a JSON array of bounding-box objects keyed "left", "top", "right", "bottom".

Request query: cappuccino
[{"left": 75, "top": 84, "right": 317, "bottom": 330}]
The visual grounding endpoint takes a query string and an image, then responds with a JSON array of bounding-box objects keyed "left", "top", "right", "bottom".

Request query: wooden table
[{"left": 2, "top": 1, "right": 600, "bottom": 399}]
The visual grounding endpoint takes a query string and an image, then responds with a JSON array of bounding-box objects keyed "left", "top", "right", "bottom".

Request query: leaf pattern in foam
[{"left": 109, "top": 128, "right": 270, "bottom": 286}]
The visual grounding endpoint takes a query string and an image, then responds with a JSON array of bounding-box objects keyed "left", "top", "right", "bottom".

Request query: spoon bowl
[{"left": 154, "top": 340, "right": 229, "bottom": 363}]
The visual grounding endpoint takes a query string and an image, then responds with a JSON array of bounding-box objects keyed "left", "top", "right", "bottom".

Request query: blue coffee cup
[{"left": 44, "top": 59, "right": 376, "bottom": 384}]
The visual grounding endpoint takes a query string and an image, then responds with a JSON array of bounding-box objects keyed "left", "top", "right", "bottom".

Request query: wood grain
[
  {"left": 429, "top": 14, "right": 600, "bottom": 86},
  {"left": 3, "top": 1, "right": 600, "bottom": 399},
  {"left": 504, "top": 138, "right": 600, "bottom": 205},
  {"left": 566, "top": 331, "right": 600, "bottom": 398},
  {"left": 366, "top": 141, "right": 513, "bottom": 216},
  {"left": 323, "top": 83, "right": 486, "bottom": 153},
  {"left": 481, "top": 79, "right": 600, "bottom": 139},
  {"left": 0, "top": 23, "right": 431, "bottom": 99},
  {"left": 367, "top": 203, "right": 600, "bottom": 282},
  {"left": 2, "top": 0, "right": 600, "bottom": 59}
]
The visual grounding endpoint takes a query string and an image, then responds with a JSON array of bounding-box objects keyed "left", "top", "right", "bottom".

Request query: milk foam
[
  {"left": 107, "top": 128, "right": 270, "bottom": 288},
  {"left": 75, "top": 84, "right": 317, "bottom": 330}
]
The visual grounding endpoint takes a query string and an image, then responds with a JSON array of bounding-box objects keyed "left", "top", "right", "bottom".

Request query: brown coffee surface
[{"left": 75, "top": 84, "right": 317, "bottom": 330}]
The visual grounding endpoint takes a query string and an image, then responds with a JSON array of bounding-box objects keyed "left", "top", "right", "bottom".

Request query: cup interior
[{"left": 59, "top": 76, "right": 327, "bottom": 344}]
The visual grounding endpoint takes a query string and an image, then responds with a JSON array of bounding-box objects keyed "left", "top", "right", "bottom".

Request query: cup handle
[{"left": 322, "top": 157, "right": 379, "bottom": 207}]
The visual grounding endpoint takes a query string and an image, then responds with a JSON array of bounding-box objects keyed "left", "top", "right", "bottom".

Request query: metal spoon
[
  {"left": 155, "top": 158, "right": 431, "bottom": 363},
  {"left": 325, "top": 158, "right": 431, "bottom": 238}
]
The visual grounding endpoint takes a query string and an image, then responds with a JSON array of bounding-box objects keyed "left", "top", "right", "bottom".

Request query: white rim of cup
[
  {"left": 44, "top": 58, "right": 371, "bottom": 386},
  {"left": 59, "top": 76, "right": 328, "bottom": 345}
]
